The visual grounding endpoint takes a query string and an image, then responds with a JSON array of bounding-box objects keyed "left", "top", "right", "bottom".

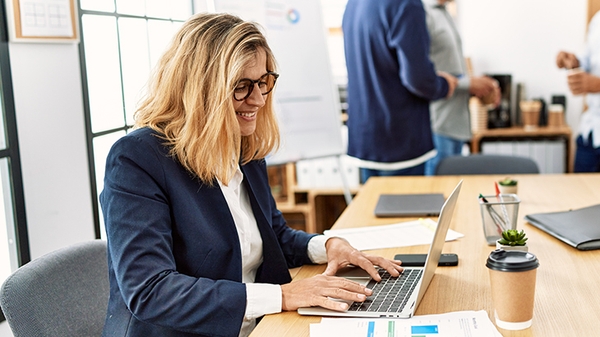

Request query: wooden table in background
[{"left": 251, "top": 174, "right": 600, "bottom": 337}]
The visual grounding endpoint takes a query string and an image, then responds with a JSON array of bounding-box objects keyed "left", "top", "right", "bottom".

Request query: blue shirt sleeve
[{"left": 389, "top": 1, "right": 449, "bottom": 100}]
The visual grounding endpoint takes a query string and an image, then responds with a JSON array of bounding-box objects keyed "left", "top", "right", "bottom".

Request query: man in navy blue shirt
[{"left": 343, "top": 0, "right": 457, "bottom": 182}]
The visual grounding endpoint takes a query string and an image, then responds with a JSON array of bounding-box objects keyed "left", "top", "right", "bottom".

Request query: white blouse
[{"left": 218, "top": 167, "right": 328, "bottom": 337}]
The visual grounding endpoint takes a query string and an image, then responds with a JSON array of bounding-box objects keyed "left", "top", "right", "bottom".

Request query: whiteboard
[{"left": 213, "top": 0, "right": 345, "bottom": 165}]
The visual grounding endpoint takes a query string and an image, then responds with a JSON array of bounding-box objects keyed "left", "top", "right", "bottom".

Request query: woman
[{"left": 100, "top": 13, "right": 402, "bottom": 337}]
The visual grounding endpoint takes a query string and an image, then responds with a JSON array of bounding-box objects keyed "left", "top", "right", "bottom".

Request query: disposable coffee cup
[
  {"left": 520, "top": 100, "right": 541, "bottom": 130},
  {"left": 567, "top": 67, "right": 584, "bottom": 76},
  {"left": 547, "top": 104, "right": 564, "bottom": 127},
  {"left": 486, "top": 249, "right": 539, "bottom": 330}
]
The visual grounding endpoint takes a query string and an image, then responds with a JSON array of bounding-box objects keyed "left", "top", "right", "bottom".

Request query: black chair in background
[{"left": 435, "top": 154, "right": 540, "bottom": 175}]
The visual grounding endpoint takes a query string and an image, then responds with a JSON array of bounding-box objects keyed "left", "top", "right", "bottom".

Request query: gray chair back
[
  {"left": 0, "top": 240, "right": 108, "bottom": 337},
  {"left": 435, "top": 154, "right": 540, "bottom": 175}
]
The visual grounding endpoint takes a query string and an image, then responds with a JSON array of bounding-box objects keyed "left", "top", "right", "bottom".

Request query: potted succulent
[
  {"left": 496, "top": 229, "right": 528, "bottom": 252},
  {"left": 498, "top": 177, "right": 518, "bottom": 194}
]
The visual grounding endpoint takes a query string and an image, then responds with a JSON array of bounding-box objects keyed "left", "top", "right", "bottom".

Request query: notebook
[
  {"left": 525, "top": 204, "right": 600, "bottom": 250},
  {"left": 298, "top": 180, "right": 462, "bottom": 318},
  {"left": 374, "top": 193, "right": 445, "bottom": 217}
]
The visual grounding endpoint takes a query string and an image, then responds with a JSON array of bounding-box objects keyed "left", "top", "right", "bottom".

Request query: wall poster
[{"left": 5, "top": 0, "right": 78, "bottom": 42}]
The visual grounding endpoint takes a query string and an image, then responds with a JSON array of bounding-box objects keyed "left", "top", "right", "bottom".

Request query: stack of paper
[
  {"left": 310, "top": 310, "right": 502, "bottom": 337},
  {"left": 324, "top": 219, "right": 464, "bottom": 251}
]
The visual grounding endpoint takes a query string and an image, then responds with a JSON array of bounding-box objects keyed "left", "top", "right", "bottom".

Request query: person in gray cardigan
[{"left": 423, "top": 0, "right": 500, "bottom": 175}]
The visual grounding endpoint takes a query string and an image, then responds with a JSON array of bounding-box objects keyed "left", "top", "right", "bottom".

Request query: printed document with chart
[{"left": 310, "top": 311, "right": 502, "bottom": 337}]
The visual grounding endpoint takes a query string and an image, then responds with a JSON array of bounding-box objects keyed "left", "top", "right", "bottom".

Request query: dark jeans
[
  {"left": 574, "top": 133, "right": 600, "bottom": 172},
  {"left": 359, "top": 163, "right": 425, "bottom": 184}
]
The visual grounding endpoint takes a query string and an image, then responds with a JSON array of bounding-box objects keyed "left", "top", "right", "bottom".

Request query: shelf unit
[
  {"left": 470, "top": 125, "right": 573, "bottom": 172},
  {"left": 267, "top": 163, "right": 358, "bottom": 234}
]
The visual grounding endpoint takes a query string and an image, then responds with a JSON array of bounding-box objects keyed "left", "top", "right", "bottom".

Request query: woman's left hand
[{"left": 322, "top": 237, "right": 403, "bottom": 282}]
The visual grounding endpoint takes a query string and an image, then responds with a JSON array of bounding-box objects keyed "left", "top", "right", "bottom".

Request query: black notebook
[{"left": 525, "top": 204, "right": 600, "bottom": 251}]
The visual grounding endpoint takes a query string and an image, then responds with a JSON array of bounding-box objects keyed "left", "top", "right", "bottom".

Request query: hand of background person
[
  {"left": 279, "top": 237, "right": 403, "bottom": 311},
  {"left": 471, "top": 76, "right": 501, "bottom": 107},
  {"left": 437, "top": 71, "right": 458, "bottom": 98},
  {"left": 567, "top": 70, "right": 600, "bottom": 95},
  {"left": 556, "top": 51, "right": 580, "bottom": 69}
]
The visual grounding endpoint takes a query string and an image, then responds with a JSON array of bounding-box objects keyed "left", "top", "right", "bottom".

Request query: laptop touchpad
[{"left": 335, "top": 266, "right": 372, "bottom": 286}]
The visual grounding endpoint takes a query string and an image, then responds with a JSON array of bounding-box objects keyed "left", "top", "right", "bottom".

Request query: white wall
[
  {"left": 457, "top": 0, "right": 588, "bottom": 132},
  {"left": 8, "top": 42, "right": 94, "bottom": 260},
  {"left": 1, "top": 41, "right": 92, "bottom": 336}
]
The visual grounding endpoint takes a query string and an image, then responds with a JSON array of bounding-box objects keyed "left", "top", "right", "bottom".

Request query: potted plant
[
  {"left": 496, "top": 229, "right": 528, "bottom": 252},
  {"left": 498, "top": 177, "right": 518, "bottom": 194}
]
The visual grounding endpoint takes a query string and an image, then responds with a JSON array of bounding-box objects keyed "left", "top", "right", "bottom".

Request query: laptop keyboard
[{"left": 347, "top": 268, "right": 422, "bottom": 313}]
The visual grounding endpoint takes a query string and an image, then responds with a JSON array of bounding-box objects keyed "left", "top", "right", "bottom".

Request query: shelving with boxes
[
  {"left": 469, "top": 87, "right": 573, "bottom": 173},
  {"left": 267, "top": 160, "right": 360, "bottom": 234}
]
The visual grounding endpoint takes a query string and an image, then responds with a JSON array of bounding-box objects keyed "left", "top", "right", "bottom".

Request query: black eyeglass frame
[{"left": 233, "top": 71, "right": 279, "bottom": 101}]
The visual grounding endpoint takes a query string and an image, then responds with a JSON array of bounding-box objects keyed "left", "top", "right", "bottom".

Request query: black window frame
[
  {"left": 78, "top": 2, "right": 195, "bottom": 238},
  {"left": 0, "top": 0, "right": 32, "bottom": 322}
]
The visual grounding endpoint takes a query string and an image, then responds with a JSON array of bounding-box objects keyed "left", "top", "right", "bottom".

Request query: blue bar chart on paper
[{"left": 411, "top": 324, "right": 439, "bottom": 335}]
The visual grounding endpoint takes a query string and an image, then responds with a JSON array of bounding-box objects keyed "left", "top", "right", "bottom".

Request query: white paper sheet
[
  {"left": 310, "top": 310, "right": 502, "bottom": 337},
  {"left": 324, "top": 219, "right": 464, "bottom": 251}
]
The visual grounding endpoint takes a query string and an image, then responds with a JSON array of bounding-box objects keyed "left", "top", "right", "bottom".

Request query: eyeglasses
[{"left": 233, "top": 72, "right": 279, "bottom": 101}]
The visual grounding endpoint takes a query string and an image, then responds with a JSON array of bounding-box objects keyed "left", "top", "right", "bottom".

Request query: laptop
[
  {"left": 374, "top": 193, "right": 445, "bottom": 217},
  {"left": 298, "top": 180, "right": 462, "bottom": 318}
]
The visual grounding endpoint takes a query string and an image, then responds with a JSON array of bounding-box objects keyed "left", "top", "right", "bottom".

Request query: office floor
[{"left": 0, "top": 320, "right": 14, "bottom": 336}]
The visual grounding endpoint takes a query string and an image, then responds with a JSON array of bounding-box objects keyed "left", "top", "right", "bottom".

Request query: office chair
[
  {"left": 435, "top": 154, "right": 540, "bottom": 175},
  {"left": 0, "top": 240, "right": 109, "bottom": 337}
]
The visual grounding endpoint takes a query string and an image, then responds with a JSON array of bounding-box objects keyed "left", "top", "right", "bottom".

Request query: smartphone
[{"left": 394, "top": 253, "right": 458, "bottom": 267}]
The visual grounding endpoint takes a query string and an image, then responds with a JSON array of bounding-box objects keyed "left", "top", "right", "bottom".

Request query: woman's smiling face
[{"left": 232, "top": 49, "right": 268, "bottom": 136}]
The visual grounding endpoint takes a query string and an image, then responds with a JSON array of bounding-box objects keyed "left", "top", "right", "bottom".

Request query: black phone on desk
[{"left": 394, "top": 253, "right": 458, "bottom": 266}]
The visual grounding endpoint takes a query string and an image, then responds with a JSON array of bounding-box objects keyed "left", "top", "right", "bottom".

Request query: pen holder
[{"left": 479, "top": 194, "right": 521, "bottom": 245}]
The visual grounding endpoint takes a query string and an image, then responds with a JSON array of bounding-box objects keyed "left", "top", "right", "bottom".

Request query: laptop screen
[{"left": 414, "top": 180, "right": 462, "bottom": 307}]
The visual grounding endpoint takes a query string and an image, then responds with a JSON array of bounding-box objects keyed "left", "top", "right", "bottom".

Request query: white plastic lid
[{"left": 548, "top": 104, "right": 564, "bottom": 113}]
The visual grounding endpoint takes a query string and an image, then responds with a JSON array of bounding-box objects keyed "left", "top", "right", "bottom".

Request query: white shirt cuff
[
  {"left": 307, "top": 235, "right": 328, "bottom": 264},
  {"left": 245, "top": 283, "right": 282, "bottom": 320}
]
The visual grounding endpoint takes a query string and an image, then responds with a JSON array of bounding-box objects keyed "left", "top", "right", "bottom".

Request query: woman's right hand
[{"left": 280, "top": 274, "right": 372, "bottom": 311}]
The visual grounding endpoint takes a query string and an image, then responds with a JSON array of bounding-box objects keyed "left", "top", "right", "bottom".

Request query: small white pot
[
  {"left": 496, "top": 240, "right": 528, "bottom": 252},
  {"left": 498, "top": 184, "right": 518, "bottom": 194}
]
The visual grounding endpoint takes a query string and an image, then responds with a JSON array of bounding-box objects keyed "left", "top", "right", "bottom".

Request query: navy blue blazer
[
  {"left": 100, "top": 128, "right": 317, "bottom": 337},
  {"left": 343, "top": 0, "right": 448, "bottom": 163}
]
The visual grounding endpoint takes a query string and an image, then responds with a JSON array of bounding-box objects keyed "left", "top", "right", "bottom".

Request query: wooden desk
[
  {"left": 251, "top": 174, "right": 600, "bottom": 337},
  {"left": 470, "top": 126, "right": 573, "bottom": 172}
]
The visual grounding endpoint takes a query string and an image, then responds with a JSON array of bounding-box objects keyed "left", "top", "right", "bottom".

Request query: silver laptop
[
  {"left": 298, "top": 180, "right": 462, "bottom": 318},
  {"left": 374, "top": 193, "right": 445, "bottom": 217}
]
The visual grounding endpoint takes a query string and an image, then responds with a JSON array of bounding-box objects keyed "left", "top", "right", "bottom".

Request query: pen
[
  {"left": 494, "top": 182, "right": 511, "bottom": 228},
  {"left": 479, "top": 193, "right": 505, "bottom": 235}
]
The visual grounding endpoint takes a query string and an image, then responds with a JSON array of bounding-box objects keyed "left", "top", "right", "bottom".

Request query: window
[
  {"left": 78, "top": 1, "right": 196, "bottom": 237},
  {"left": 0, "top": 0, "right": 31, "bottom": 321}
]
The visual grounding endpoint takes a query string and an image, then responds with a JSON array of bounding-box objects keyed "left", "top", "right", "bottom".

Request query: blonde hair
[{"left": 135, "top": 13, "right": 280, "bottom": 185}]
